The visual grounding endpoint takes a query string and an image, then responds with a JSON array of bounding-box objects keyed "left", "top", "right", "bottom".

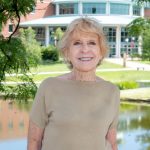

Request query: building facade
[{"left": 2, "top": 0, "right": 150, "bottom": 57}]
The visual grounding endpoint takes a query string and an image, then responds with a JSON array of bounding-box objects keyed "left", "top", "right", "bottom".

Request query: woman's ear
[
  {"left": 63, "top": 49, "right": 70, "bottom": 63},
  {"left": 97, "top": 55, "right": 103, "bottom": 67}
]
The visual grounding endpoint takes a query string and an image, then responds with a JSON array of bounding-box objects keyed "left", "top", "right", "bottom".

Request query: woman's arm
[
  {"left": 27, "top": 120, "right": 44, "bottom": 150},
  {"left": 106, "top": 128, "right": 118, "bottom": 150}
]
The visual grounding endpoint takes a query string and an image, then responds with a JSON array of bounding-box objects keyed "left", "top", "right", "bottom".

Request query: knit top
[{"left": 30, "top": 77, "right": 120, "bottom": 150}]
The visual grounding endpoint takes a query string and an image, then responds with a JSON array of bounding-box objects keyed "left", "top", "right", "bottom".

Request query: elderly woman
[{"left": 27, "top": 17, "right": 120, "bottom": 150}]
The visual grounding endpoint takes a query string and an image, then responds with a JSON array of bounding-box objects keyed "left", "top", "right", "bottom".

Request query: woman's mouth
[{"left": 78, "top": 57, "right": 93, "bottom": 61}]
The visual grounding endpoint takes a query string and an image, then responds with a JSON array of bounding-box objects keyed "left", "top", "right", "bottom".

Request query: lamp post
[
  {"left": 123, "top": 38, "right": 129, "bottom": 67},
  {"left": 54, "top": 36, "right": 57, "bottom": 46},
  {"left": 125, "top": 38, "right": 129, "bottom": 55},
  {"left": 130, "top": 37, "right": 135, "bottom": 60}
]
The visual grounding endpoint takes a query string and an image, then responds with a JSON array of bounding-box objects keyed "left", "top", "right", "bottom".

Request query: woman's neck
[{"left": 69, "top": 69, "right": 97, "bottom": 81}]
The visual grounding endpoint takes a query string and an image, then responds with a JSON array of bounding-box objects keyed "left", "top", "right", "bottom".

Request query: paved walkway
[{"left": 105, "top": 58, "right": 150, "bottom": 71}]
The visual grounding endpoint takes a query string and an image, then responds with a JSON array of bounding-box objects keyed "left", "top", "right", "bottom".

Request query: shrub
[
  {"left": 41, "top": 45, "right": 59, "bottom": 62},
  {"left": 130, "top": 53, "right": 141, "bottom": 60},
  {"left": 116, "top": 81, "right": 139, "bottom": 90},
  {"left": 19, "top": 27, "right": 42, "bottom": 66},
  {"left": 2, "top": 75, "right": 37, "bottom": 102}
]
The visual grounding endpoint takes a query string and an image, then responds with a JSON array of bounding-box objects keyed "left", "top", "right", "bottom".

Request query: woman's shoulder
[
  {"left": 38, "top": 77, "right": 58, "bottom": 88},
  {"left": 38, "top": 74, "right": 69, "bottom": 87},
  {"left": 97, "top": 77, "right": 119, "bottom": 92}
]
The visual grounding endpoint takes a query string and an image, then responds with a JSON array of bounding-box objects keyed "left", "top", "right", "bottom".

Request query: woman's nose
[{"left": 81, "top": 43, "right": 89, "bottom": 53}]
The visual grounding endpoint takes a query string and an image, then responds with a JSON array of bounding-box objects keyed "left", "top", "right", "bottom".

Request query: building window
[
  {"left": 8, "top": 120, "right": 13, "bottom": 130},
  {"left": 103, "top": 27, "right": 116, "bottom": 42},
  {"left": 144, "top": 2, "right": 150, "bottom": 8},
  {"left": 9, "top": 24, "right": 13, "bottom": 33},
  {"left": 40, "top": 0, "right": 44, "bottom": 3},
  {"left": 133, "top": 5, "right": 141, "bottom": 16},
  {"left": 121, "top": 27, "right": 138, "bottom": 55},
  {"left": 19, "top": 120, "right": 24, "bottom": 130},
  {"left": 59, "top": 3, "right": 78, "bottom": 15},
  {"left": 121, "top": 27, "right": 128, "bottom": 43},
  {"left": 33, "top": 27, "right": 45, "bottom": 45},
  {"left": 103, "top": 27, "right": 116, "bottom": 56},
  {"left": 110, "top": 3, "right": 129, "bottom": 15},
  {"left": 0, "top": 122, "right": 2, "bottom": 132},
  {"left": 31, "top": 6, "right": 35, "bottom": 13},
  {"left": 83, "top": 3, "right": 106, "bottom": 14}
]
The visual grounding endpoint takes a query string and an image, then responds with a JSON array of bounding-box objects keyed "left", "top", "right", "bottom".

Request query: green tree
[
  {"left": 142, "top": 28, "right": 150, "bottom": 60},
  {"left": 0, "top": 0, "right": 36, "bottom": 40},
  {"left": 126, "top": 17, "right": 148, "bottom": 36},
  {"left": 0, "top": 0, "right": 40, "bottom": 101},
  {"left": 127, "top": 17, "right": 150, "bottom": 60},
  {"left": 135, "top": 0, "right": 150, "bottom": 3},
  {"left": 54, "top": 27, "right": 64, "bottom": 41},
  {"left": 19, "top": 27, "right": 42, "bottom": 66}
]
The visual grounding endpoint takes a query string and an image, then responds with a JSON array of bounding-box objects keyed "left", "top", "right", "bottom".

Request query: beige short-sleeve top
[{"left": 30, "top": 77, "right": 120, "bottom": 150}]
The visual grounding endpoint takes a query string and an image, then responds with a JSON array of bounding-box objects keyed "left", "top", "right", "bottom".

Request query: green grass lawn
[
  {"left": 4, "top": 60, "right": 150, "bottom": 101},
  {"left": 6, "top": 70, "right": 150, "bottom": 83},
  {"left": 33, "top": 70, "right": 150, "bottom": 82},
  {"left": 30, "top": 60, "right": 123, "bottom": 73},
  {"left": 5, "top": 60, "right": 150, "bottom": 83},
  {"left": 130, "top": 60, "right": 150, "bottom": 65},
  {"left": 96, "top": 70, "right": 150, "bottom": 82}
]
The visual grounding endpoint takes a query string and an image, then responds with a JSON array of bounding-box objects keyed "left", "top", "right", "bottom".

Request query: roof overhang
[
  {"left": 20, "top": 15, "right": 139, "bottom": 27},
  {"left": 52, "top": 0, "right": 132, "bottom": 3}
]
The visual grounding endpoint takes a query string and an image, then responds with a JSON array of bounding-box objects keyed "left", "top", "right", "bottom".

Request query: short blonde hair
[{"left": 57, "top": 17, "right": 108, "bottom": 68}]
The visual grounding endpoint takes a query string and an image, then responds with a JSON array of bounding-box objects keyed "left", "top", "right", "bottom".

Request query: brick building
[
  {"left": 2, "top": 0, "right": 53, "bottom": 38},
  {"left": 1, "top": 0, "right": 150, "bottom": 57}
]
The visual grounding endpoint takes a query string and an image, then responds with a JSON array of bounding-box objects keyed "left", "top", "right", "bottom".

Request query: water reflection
[
  {"left": 0, "top": 100, "right": 31, "bottom": 140},
  {"left": 118, "top": 102, "right": 150, "bottom": 150},
  {"left": 0, "top": 101, "right": 150, "bottom": 150}
]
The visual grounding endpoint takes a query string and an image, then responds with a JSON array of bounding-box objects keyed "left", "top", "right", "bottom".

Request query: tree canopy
[
  {"left": 126, "top": 17, "right": 150, "bottom": 36},
  {"left": 136, "top": 0, "right": 150, "bottom": 3},
  {"left": 0, "top": 0, "right": 36, "bottom": 40},
  {"left": 0, "top": 0, "right": 41, "bottom": 101},
  {"left": 126, "top": 17, "right": 150, "bottom": 61}
]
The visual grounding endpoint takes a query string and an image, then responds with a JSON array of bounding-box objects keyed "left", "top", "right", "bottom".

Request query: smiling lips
[{"left": 78, "top": 57, "right": 94, "bottom": 61}]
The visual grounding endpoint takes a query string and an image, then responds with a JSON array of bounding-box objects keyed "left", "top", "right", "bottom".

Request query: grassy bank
[
  {"left": 120, "top": 88, "right": 150, "bottom": 103},
  {"left": 4, "top": 60, "right": 150, "bottom": 103}
]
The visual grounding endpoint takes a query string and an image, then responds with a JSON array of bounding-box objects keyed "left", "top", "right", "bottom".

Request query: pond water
[{"left": 0, "top": 101, "right": 150, "bottom": 150}]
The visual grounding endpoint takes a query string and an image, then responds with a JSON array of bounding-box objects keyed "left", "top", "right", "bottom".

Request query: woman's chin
[{"left": 74, "top": 66, "right": 96, "bottom": 72}]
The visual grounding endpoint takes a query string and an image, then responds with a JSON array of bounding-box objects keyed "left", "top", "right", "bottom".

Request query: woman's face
[{"left": 68, "top": 32, "right": 101, "bottom": 72}]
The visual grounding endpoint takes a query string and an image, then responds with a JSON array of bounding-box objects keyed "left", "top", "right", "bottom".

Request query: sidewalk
[{"left": 105, "top": 58, "right": 150, "bottom": 71}]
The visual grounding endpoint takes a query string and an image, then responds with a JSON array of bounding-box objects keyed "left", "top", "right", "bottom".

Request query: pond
[{"left": 0, "top": 100, "right": 150, "bottom": 150}]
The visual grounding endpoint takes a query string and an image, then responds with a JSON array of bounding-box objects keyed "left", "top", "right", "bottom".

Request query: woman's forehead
[{"left": 71, "top": 31, "right": 99, "bottom": 40}]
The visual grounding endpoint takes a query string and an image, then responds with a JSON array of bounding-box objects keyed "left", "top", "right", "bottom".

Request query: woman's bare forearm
[
  {"left": 106, "top": 128, "right": 118, "bottom": 150},
  {"left": 27, "top": 120, "right": 44, "bottom": 150}
]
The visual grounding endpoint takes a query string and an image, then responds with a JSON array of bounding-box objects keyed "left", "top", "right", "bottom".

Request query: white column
[
  {"left": 116, "top": 26, "right": 121, "bottom": 57},
  {"left": 129, "top": 3, "right": 133, "bottom": 16},
  {"left": 106, "top": 1, "right": 110, "bottom": 15},
  {"left": 45, "top": 26, "right": 49, "bottom": 46},
  {"left": 141, "top": 6, "right": 144, "bottom": 17},
  {"left": 56, "top": 3, "right": 59, "bottom": 15},
  {"left": 79, "top": 1, "right": 82, "bottom": 15}
]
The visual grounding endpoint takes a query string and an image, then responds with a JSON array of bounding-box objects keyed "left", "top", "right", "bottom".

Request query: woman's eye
[
  {"left": 73, "top": 41, "right": 81, "bottom": 45},
  {"left": 88, "top": 41, "right": 96, "bottom": 45}
]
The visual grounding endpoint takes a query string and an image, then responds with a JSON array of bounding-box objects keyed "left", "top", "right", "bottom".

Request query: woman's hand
[
  {"left": 27, "top": 120, "right": 44, "bottom": 150},
  {"left": 106, "top": 128, "right": 118, "bottom": 150}
]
